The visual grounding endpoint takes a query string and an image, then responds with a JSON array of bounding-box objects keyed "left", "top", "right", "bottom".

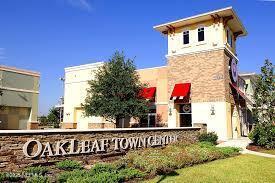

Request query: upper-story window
[
  {"left": 198, "top": 27, "right": 204, "bottom": 42},
  {"left": 183, "top": 30, "right": 189, "bottom": 44},
  {"left": 227, "top": 28, "right": 233, "bottom": 47}
]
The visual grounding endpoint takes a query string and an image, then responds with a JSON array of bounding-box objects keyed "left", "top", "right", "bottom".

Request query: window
[
  {"left": 227, "top": 29, "right": 233, "bottom": 47},
  {"left": 183, "top": 30, "right": 189, "bottom": 44},
  {"left": 179, "top": 104, "right": 192, "bottom": 127},
  {"left": 140, "top": 106, "right": 156, "bottom": 127},
  {"left": 198, "top": 27, "right": 204, "bottom": 42}
]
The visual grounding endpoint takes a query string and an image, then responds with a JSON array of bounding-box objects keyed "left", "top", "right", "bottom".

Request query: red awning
[
  {"left": 230, "top": 83, "right": 252, "bottom": 105},
  {"left": 140, "top": 87, "right": 156, "bottom": 100},
  {"left": 170, "top": 83, "right": 191, "bottom": 100}
]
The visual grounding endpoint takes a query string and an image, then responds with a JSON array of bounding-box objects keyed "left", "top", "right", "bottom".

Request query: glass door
[
  {"left": 147, "top": 113, "right": 156, "bottom": 127},
  {"left": 140, "top": 107, "right": 156, "bottom": 128},
  {"left": 179, "top": 104, "right": 192, "bottom": 127}
]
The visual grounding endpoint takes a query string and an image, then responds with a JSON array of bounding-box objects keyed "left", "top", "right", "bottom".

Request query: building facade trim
[
  {"left": 165, "top": 46, "right": 239, "bottom": 61},
  {"left": 0, "top": 65, "right": 40, "bottom": 77},
  {"left": 65, "top": 62, "right": 104, "bottom": 73},
  {"left": 0, "top": 86, "right": 39, "bottom": 94}
]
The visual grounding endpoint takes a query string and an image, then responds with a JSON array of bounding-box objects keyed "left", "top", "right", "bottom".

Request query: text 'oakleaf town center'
[{"left": 61, "top": 7, "right": 255, "bottom": 140}]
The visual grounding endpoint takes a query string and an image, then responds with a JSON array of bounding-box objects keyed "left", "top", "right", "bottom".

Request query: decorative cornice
[
  {"left": 137, "top": 65, "right": 167, "bottom": 72},
  {"left": 0, "top": 86, "right": 39, "bottom": 94},
  {"left": 0, "top": 127, "right": 201, "bottom": 135},
  {"left": 65, "top": 62, "right": 104, "bottom": 73},
  {"left": 0, "top": 65, "right": 40, "bottom": 77}
]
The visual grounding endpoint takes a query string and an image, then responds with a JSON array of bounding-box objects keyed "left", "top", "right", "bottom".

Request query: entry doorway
[
  {"left": 179, "top": 104, "right": 192, "bottom": 127},
  {"left": 140, "top": 107, "right": 156, "bottom": 127},
  {"left": 117, "top": 117, "right": 130, "bottom": 128},
  {"left": 140, "top": 113, "right": 156, "bottom": 127}
]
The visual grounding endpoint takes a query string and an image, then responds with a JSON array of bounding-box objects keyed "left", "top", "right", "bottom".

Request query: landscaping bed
[
  {"left": 247, "top": 144, "right": 275, "bottom": 155},
  {"left": 0, "top": 141, "right": 240, "bottom": 183}
]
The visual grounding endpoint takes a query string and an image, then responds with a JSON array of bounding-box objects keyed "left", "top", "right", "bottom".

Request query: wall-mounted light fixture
[
  {"left": 169, "top": 107, "right": 172, "bottom": 116},
  {"left": 210, "top": 105, "right": 215, "bottom": 115}
]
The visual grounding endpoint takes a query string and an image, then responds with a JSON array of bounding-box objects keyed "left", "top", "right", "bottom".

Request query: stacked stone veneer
[{"left": 0, "top": 127, "right": 200, "bottom": 171}]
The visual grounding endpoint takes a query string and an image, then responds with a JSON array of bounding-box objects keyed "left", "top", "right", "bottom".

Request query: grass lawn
[
  {"left": 259, "top": 149, "right": 275, "bottom": 155},
  {"left": 145, "top": 154, "right": 275, "bottom": 183}
]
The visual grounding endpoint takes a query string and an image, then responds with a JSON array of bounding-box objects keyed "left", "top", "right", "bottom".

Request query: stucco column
[
  {"left": 232, "top": 105, "right": 241, "bottom": 139},
  {"left": 168, "top": 100, "right": 177, "bottom": 127},
  {"left": 27, "top": 122, "right": 39, "bottom": 129}
]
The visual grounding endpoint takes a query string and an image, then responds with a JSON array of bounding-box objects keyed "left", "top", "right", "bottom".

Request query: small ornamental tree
[
  {"left": 38, "top": 115, "right": 48, "bottom": 126},
  {"left": 83, "top": 51, "right": 149, "bottom": 127},
  {"left": 253, "top": 59, "right": 274, "bottom": 125},
  {"left": 47, "top": 107, "right": 60, "bottom": 128},
  {"left": 249, "top": 59, "right": 275, "bottom": 148}
]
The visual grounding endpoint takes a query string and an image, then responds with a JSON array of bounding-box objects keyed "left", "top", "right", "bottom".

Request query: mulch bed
[{"left": 246, "top": 144, "right": 268, "bottom": 152}]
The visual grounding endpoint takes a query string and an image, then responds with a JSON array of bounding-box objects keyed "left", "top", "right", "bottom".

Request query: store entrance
[
  {"left": 140, "top": 107, "right": 156, "bottom": 127},
  {"left": 179, "top": 104, "right": 192, "bottom": 127}
]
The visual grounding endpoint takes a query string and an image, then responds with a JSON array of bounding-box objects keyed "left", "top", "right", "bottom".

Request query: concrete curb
[
  {"left": 216, "top": 137, "right": 275, "bottom": 159},
  {"left": 241, "top": 149, "right": 275, "bottom": 158}
]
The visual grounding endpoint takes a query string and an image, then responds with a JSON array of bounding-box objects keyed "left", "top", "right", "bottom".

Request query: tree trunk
[
  {"left": 122, "top": 118, "right": 125, "bottom": 128},
  {"left": 115, "top": 117, "right": 120, "bottom": 128}
]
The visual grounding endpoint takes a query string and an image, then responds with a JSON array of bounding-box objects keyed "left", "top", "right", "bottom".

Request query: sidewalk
[{"left": 217, "top": 137, "right": 275, "bottom": 158}]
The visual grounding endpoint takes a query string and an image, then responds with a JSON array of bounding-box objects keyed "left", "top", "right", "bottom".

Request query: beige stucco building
[
  {"left": 0, "top": 65, "right": 40, "bottom": 130},
  {"left": 62, "top": 62, "right": 109, "bottom": 129},
  {"left": 62, "top": 7, "right": 253, "bottom": 140},
  {"left": 238, "top": 73, "right": 257, "bottom": 135}
]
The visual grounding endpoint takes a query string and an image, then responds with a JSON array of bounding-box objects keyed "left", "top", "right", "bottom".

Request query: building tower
[{"left": 154, "top": 7, "right": 247, "bottom": 140}]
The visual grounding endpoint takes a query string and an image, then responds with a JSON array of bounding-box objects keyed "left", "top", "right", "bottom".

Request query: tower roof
[{"left": 153, "top": 7, "right": 247, "bottom": 37}]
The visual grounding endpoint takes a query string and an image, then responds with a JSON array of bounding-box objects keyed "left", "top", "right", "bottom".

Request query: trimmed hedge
[{"left": 198, "top": 132, "right": 218, "bottom": 144}]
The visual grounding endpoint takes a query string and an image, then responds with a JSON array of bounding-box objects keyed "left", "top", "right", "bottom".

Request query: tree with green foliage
[
  {"left": 249, "top": 59, "right": 275, "bottom": 149},
  {"left": 47, "top": 107, "right": 60, "bottom": 128},
  {"left": 253, "top": 59, "right": 274, "bottom": 124},
  {"left": 83, "top": 51, "right": 149, "bottom": 127},
  {"left": 38, "top": 115, "right": 48, "bottom": 126}
]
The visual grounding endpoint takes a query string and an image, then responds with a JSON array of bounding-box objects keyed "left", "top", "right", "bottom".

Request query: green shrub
[
  {"left": 217, "top": 147, "right": 240, "bottom": 157},
  {"left": 57, "top": 170, "right": 87, "bottom": 183},
  {"left": 25, "top": 175, "right": 49, "bottom": 183},
  {"left": 198, "top": 141, "right": 216, "bottom": 148},
  {"left": 24, "top": 166, "right": 49, "bottom": 175},
  {"left": 0, "top": 172, "right": 21, "bottom": 182},
  {"left": 118, "top": 167, "right": 145, "bottom": 180},
  {"left": 249, "top": 124, "right": 275, "bottom": 149},
  {"left": 57, "top": 163, "right": 144, "bottom": 183},
  {"left": 56, "top": 160, "right": 82, "bottom": 170},
  {"left": 66, "top": 171, "right": 122, "bottom": 183},
  {"left": 198, "top": 132, "right": 218, "bottom": 144},
  {"left": 90, "top": 163, "right": 117, "bottom": 175},
  {"left": 120, "top": 142, "right": 239, "bottom": 176},
  {"left": 56, "top": 142, "right": 239, "bottom": 181},
  {"left": 0, "top": 172, "right": 5, "bottom": 182}
]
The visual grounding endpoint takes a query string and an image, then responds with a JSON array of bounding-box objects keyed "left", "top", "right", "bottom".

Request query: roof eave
[{"left": 153, "top": 7, "right": 248, "bottom": 37}]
